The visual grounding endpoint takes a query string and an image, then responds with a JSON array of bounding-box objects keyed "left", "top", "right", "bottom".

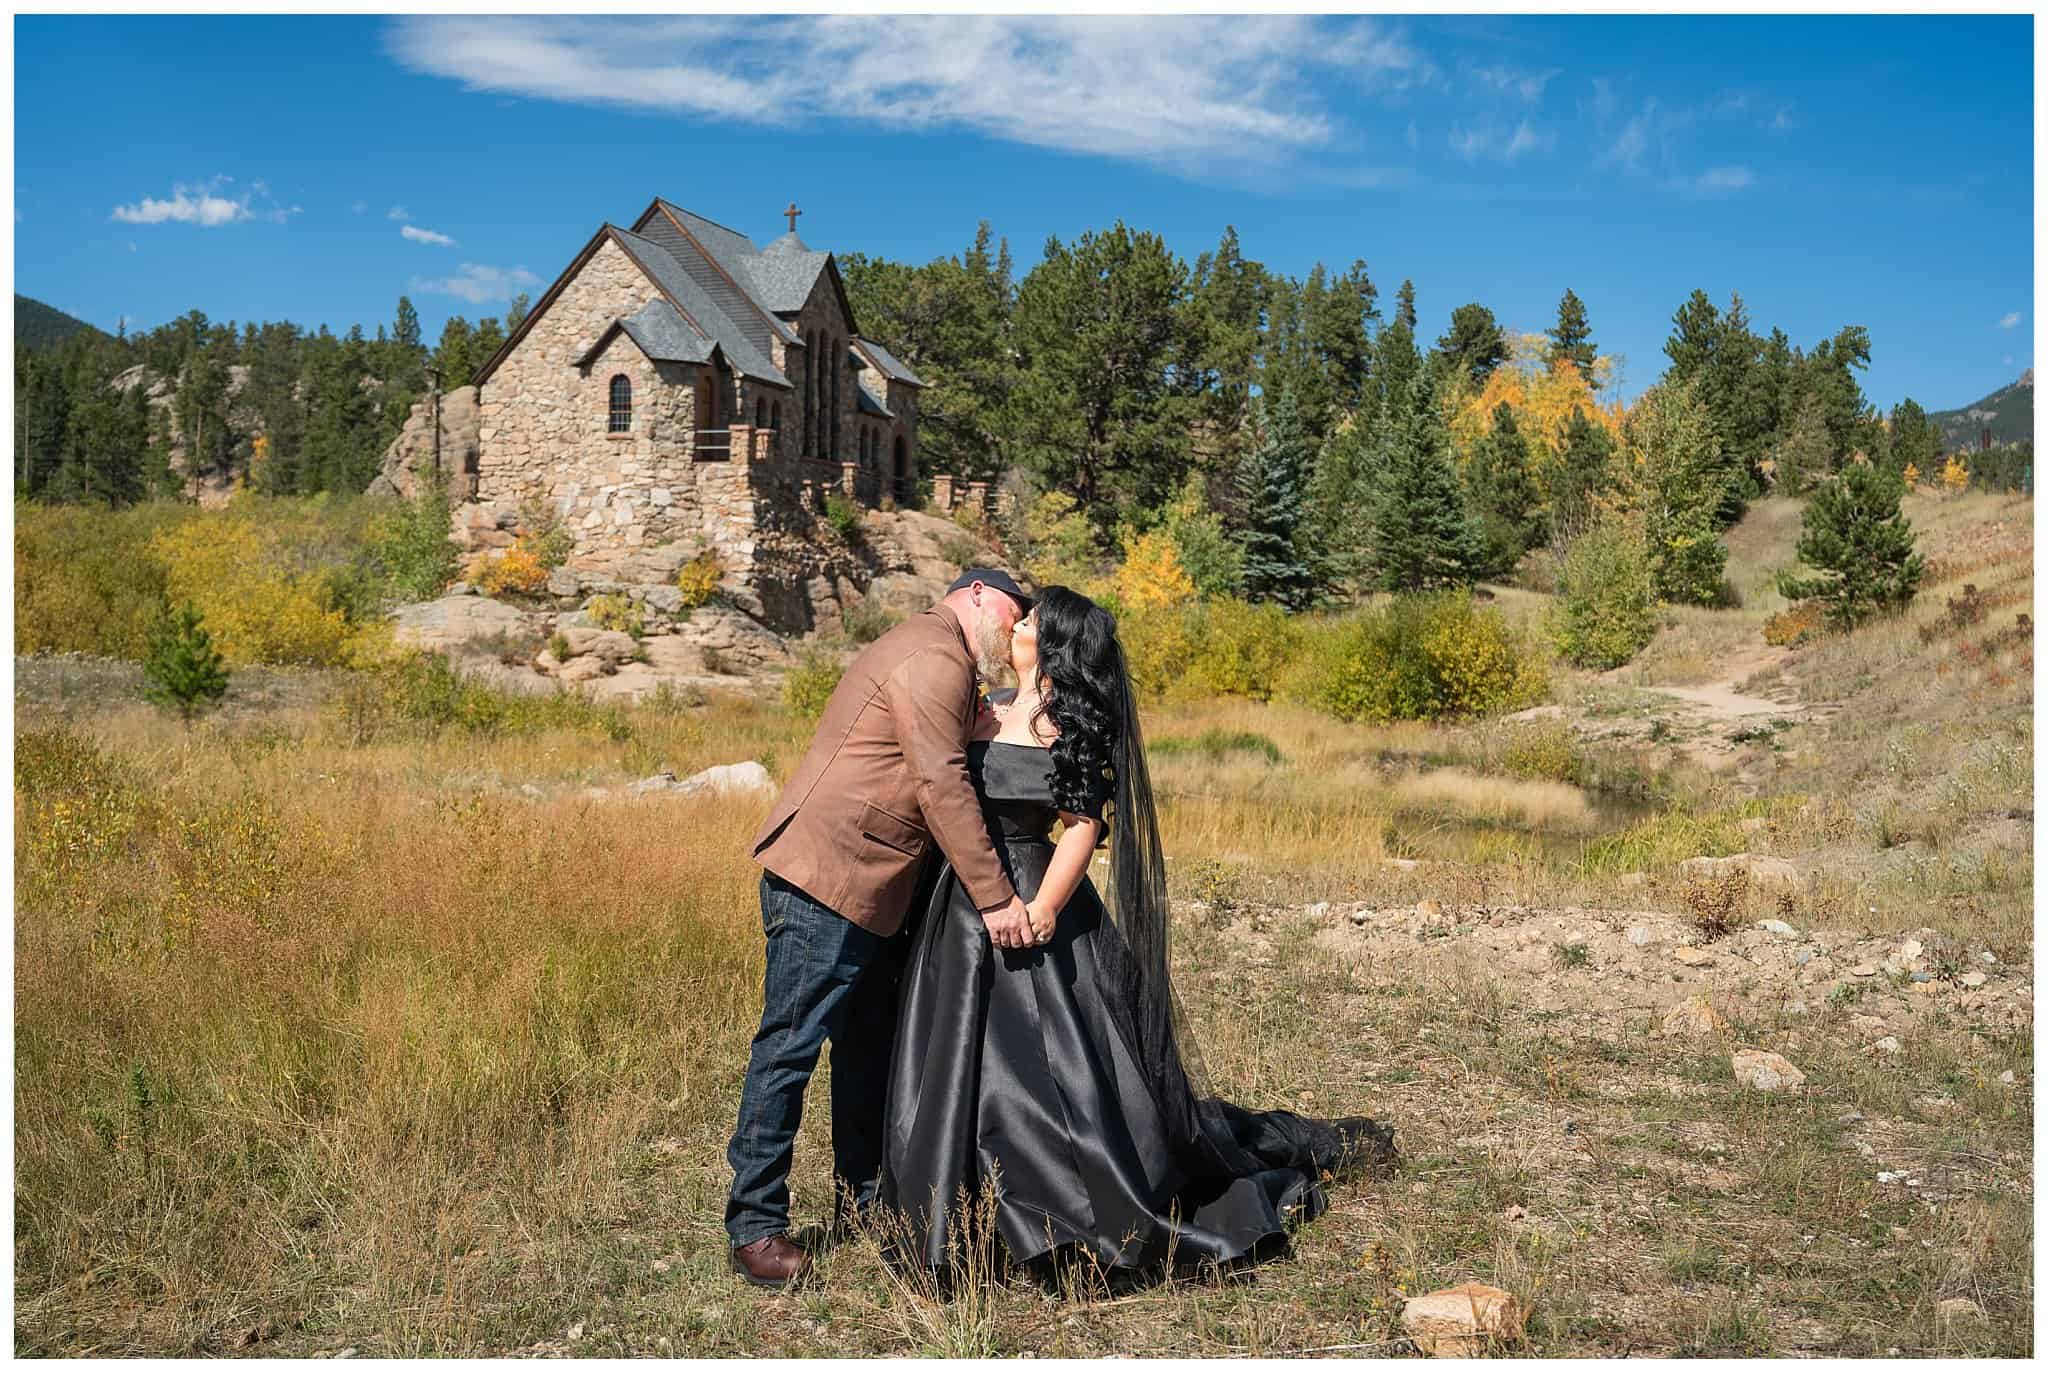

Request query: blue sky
[{"left": 12, "top": 13, "right": 2035, "bottom": 412}]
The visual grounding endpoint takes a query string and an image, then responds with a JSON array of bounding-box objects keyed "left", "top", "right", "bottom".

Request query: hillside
[
  {"left": 1928, "top": 368, "right": 2034, "bottom": 448},
  {"left": 14, "top": 294, "right": 105, "bottom": 352}
]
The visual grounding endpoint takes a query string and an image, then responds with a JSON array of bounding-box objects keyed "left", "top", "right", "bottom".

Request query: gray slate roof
[
  {"left": 615, "top": 299, "right": 714, "bottom": 364},
  {"left": 856, "top": 386, "right": 893, "bottom": 421},
  {"left": 854, "top": 337, "right": 926, "bottom": 388},
  {"left": 610, "top": 227, "right": 790, "bottom": 388},
  {"left": 658, "top": 200, "right": 833, "bottom": 320}
]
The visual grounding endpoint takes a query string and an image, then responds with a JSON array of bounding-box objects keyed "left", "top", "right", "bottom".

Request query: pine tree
[
  {"left": 1547, "top": 406, "right": 1618, "bottom": 561},
  {"left": 1394, "top": 279, "right": 1417, "bottom": 331},
  {"left": 1304, "top": 397, "right": 1384, "bottom": 592},
  {"left": 1371, "top": 369, "right": 1485, "bottom": 592},
  {"left": 1438, "top": 303, "right": 1509, "bottom": 387},
  {"left": 1774, "top": 392, "right": 1831, "bottom": 495},
  {"left": 394, "top": 296, "right": 422, "bottom": 352},
  {"left": 1547, "top": 288, "right": 1597, "bottom": 382},
  {"left": 504, "top": 293, "right": 531, "bottom": 334},
  {"left": 1777, "top": 459, "right": 1925, "bottom": 630},
  {"left": 1886, "top": 398, "right": 1942, "bottom": 479},
  {"left": 142, "top": 601, "right": 230, "bottom": 725},
  {"left": 1465, "top": 402, "right": 1539, "bottom": 576},
  {"left": 1235, "top": 389, "right": 1317, "bottom": 609}
]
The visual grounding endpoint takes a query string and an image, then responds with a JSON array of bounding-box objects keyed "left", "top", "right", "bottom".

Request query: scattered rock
[
  {"left": 1756, "top": 919, "right": 1799, "bottom": 938},
  {"left": 1401, "top": 1282, "right": 1526, "bottom": 1358},
  {"left": 1618, "top": 872, "right": 1650, "bottom": 890},
  {"left": 389, "top": 593, "right": 533, "bottom": 654},
  {"left": 1662, "top": 995, "right": 1732, "bottom": 1038},
  {"left": 1415, "top": 898, "right": 1444, "bottom": 920},
  {"left": 1502, "top": 1204, "right": 1528, "bottom": 1223},
  {"left": 1980, "top": 951, "right": 1998, "bottom": 965},
  {"left": 1732, "top": 1048, "right": 1806, "bottom": 1093},
  {"left": 567, "top": 1322, "right": 585, "bottom": 1342},
  {"left": 1999, "top": 1071, "right": 2015, "bottom": 1085},
  {"left": 1672, "top": 946, "right": 1715, "bottom": 968},
  {"left": 1383, "top": 858, "right": 1422, "bottom": 873},
  {"left": 1305, "top": 901, "right": 1331, "bottom": 919},
  {"left": 1851, "top": 964, "right": 1879, "bottom": 978},
  {"left": 1960, "top": 971, "right": 1988, "bottom": 989},
  {"left": 1870, "top": 1036, "right": 1902, "bottom": 1056},
  {"left": 556, "top": 655, "right": 607, "bottom": 685},
  {"left": 1626, "top": 926, "right": 1654, "bottom": 947},
  {"left": 675, "top": 761, "right": 775, "bottom": 797}
]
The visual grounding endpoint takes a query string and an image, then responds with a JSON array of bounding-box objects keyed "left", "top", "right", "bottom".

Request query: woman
[{"left": 877, "top": 586, "right": 1393, "bottom": 1285}]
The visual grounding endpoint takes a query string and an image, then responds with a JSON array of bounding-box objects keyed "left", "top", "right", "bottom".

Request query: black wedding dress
[{"left": 877, "top": 741, "right": 1381, "bottom": 1282}]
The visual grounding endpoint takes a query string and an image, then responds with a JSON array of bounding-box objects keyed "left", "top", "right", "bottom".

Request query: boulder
[
  {"left": 1731, "top": 1048, "right": 1806, "bottom": 1093},
  {"left": 388, "top": 594, "right": 534, "bottom": 655},
  {"left": 676, "top": 761, "right": 775, "bottom": 797},
  {"left": 1679, "top": 852, "right": 1806, "bottom": 896},
  {"left": 556, "top": 655, "right": 607, "bottom": 685},
  {"left": 366, "top": 385, "right": 481, "bottom": 502},
  {"left": 1672, "top": 946, "right": 1716, "bottom": 968},
  {"left": 1401, "top": 1282, "right": 1526, "bottom": 1357},
  {"left": 1661, "top": 996, "right": 1732, "bottom": 1038},
  {"left": 561, "top": 627, "right": 638, "bottom": 664}
]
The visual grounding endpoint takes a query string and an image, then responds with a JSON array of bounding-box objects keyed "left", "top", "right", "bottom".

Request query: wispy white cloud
[
  {"left": 1691, "top": 165, "right": 1755, "bottom": 193},
  {"left": 384, "top": 14, "right": 1431, "bottom": 179},
  {"left": 388, "top": 205, "right": 409, "bottom": 221},
  {"left": 1450, "top": 116, "right": 1553, "bottom": 161},
  {"left": 401, "top": 224, "right": 458, "bottom": 247},
  {"left": 1472, "top": 62, "right": 1560, "bottom": 102},
  {"left": 2000, "top": 311, "right": 2022, "bottom": 329},
  {"left": 412, "top": 262, "right": 542, "bottom": 305},
  {"left": 112, "top": 175, "right": 296, "bottom": 227}
]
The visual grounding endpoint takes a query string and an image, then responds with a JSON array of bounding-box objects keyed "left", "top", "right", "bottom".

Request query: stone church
[{"left": 463, "top": 196, "right": 939, "bottom": 631}]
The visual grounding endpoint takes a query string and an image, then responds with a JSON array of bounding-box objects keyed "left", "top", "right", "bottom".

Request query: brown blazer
[{"left": 751, "top": 603, "right": 1016, "bottom": 935}]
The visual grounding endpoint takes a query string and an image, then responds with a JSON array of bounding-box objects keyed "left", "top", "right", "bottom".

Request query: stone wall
[{"left": 476, "top": 236, "right": 768, "bottom": 581}]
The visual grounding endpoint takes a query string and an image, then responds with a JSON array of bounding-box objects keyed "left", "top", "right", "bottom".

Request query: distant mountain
[
  {"left": 15, "top": 294, "right": 106, "bottom": 352},
  {"left": 1928, "top": 370, "right": 2034, "bottom": 449}
]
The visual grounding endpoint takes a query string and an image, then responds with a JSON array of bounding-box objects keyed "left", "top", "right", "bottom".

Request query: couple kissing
[{"left": 726, "top": 568, "right": 1395, "bottom": 1291}]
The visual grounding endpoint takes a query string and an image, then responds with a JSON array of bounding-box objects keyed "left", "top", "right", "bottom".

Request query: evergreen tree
[
  {"left": 1777, "top": 459, "right": 1925, "bottom": 630},
  {"left": 1774, "top": 392, "right": 1831, "bottom": 495},
  {"left": 1546, "top": 287, "right": 1597, "bottom": 382},
  {"left": 1465, "top": 402, "right": 1539, "bottom": 575},
  {"left": 1009, "top": 220, "right": 1193, "bottom": 533},
  {"left": 1370, "top": 369, "right": 1485, "bottom": 592},
  {"left": 1183, "top": 225, "right": 1266, "bottom": 468},
  {"left": 1886, "top": 398, "right": 1942, "bottom": 479},
  {"left": 1437, "top": 302, "right": 1509, "bottom": 387},
  {"left": 1394, "top": 278, "right": 1417, "bottom": 330},
  {"left": 434, "top": 316, "right": 478, "bottom": 391},
  {"left": 1235, "top": 389, "right": 1317, "bottom": 609},
  {"left": 394, "top": 295, "right": 422, "bottom": 352},
  {"left": 1303, "top": 397, "right": 1384, "bottom": 592},
  {"left": 1310, "top": 258, "right": 1377, "bottom": 413},
  {"left": 142, "top": 601, "right": 230, "bottom": 725},
  {"left": 504, "top": 293, "right": 531, "bottom": 334},
  {"left": 1547, "top": 406, "right": 1617, "bottom": 561}
]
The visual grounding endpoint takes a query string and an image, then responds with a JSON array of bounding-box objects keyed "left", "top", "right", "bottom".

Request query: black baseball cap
[{"left": 946, "top": 567, "right": 1034, "bottom": 614}]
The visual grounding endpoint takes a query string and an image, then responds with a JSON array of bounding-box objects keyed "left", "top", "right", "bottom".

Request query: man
[{"left": 726, "top": 569, "right": 1037, "bottom": 1289}]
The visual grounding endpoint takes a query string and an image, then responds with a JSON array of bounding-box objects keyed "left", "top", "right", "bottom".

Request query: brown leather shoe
[{"left": 730, "top": 1234, "right": 811, "bottom": 1290}]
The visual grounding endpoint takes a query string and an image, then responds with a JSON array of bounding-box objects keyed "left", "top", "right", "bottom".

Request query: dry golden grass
[{"left": 13, "top": 488, "right": 2033, "bottom": 1356}]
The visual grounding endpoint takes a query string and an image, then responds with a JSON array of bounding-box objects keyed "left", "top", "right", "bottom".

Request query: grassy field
[{"left": 13, "top": 490, "right": 2031, "bottom": 1356}]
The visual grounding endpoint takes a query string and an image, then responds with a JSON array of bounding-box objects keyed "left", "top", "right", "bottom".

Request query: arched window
[
  {"left": 771, "top": 403, "right": 781, "bottom": 432},
  {"left": 756, "top": 398, "right": 767, "bottom": 429},
  {"left": 608, "top": 374, "right": 632, "bottom": 433}
]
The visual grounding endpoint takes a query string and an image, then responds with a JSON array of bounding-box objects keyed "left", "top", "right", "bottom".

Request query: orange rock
[{"left": 1402, "top": 1281, "right": 1527, "bottom": 1357}]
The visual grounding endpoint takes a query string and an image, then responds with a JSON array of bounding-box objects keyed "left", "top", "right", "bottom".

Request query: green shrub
[
  {"left": 1305, "top": 591, "right": 1544, "bottom": 723},
  {"left": 372, "top": 474, "right": 460, "bottom": 603},
  {"left": 1551, "top": 516, "right": 1656, "bottom": 670},
  {"left": 825, "top": 494, "right": 863, "bottom": 543},
  {"left": 782, "top": 650, "right": 844, "bottom": 719},
  {"left": 675, "top": 550, "right": 724, "bottom": 610},
  {"left": 514, "top": 495, "right": 575, "bottom": 570},
  {"left": 842, "top": 598, "right": 902, "bottom": 645},
  {"left": 332, "top": 650, "right": 633, "bottom": 745},
  {"left": 1777, "top": 459, "right": 1925, "bottom": 630},
  {"left": 587, "top": 593, "right": 645, "bottom": 639},
  {"left": 1498, "top": 718, "right": 1583, "bottom": 784},
  {"left": 1185, "top": 598, "right": 1301, "bottom": 701}
]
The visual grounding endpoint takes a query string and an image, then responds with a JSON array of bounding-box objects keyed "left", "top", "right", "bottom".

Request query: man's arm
[{"left": 881, "top": 652, "right": 1027, "bottom": 927}]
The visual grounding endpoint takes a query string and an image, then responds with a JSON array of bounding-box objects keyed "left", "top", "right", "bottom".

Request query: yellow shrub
[
  {"left": 587, "top": 593, "right": 645, "bottom": 638},
  {"left": 1186, "top": 599, "right": 1301, "bottom": 701},
  {"left": 478, "top": 547, "right": 548, "bottom": 597},
  {"left": 1941, "top": 454, "right": 1969, "bottom": 494},
  {"left": 149, "top": 519, "right": 360, "bottom": 667},
  {"left": 1118, "top": 605, "right": 1199, "bottom": 701},
  {"left": 1109, "top": 530, "right": 1197, "bottom": 612},
  {"left": 676, "top": 550, "right": 724, "bottom": 609},
  {"left": 1901, "top": 462, "right": 1920, "bottom": 490},
  {"left": 1762, "top": 602, "right": 1823, "bottom": 647}
]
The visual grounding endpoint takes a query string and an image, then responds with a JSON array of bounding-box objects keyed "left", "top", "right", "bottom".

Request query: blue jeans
[{"left": 725, "top": 872, "right": 909, "bottom": 1247}]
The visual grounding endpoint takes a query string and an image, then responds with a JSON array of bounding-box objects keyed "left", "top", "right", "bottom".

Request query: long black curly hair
[{"left": 1025, "top": 585, "right": 1123, "bottom": 818}]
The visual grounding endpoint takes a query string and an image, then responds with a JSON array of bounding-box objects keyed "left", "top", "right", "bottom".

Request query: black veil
[{"left": 1089, "top": 638, "right": 1353, "bottom": 1189}]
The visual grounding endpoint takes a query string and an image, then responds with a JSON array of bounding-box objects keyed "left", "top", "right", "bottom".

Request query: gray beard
[{"left": 973, "top": 618, "right": 1009, "bottom": 684}]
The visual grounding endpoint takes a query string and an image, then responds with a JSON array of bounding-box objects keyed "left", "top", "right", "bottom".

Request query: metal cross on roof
[{"left": 783, "top": 201, "right": 802, "bottom": 233}]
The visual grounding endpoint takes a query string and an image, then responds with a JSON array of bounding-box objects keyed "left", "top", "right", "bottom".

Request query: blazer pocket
[{"left": 858, "top": 801, "right": 928, "bottom": 858}]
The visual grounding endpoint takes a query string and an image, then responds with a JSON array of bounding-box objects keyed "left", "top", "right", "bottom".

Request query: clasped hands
[{"left": 984, "top": 894, "right": 1058, "bottom": 950}]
